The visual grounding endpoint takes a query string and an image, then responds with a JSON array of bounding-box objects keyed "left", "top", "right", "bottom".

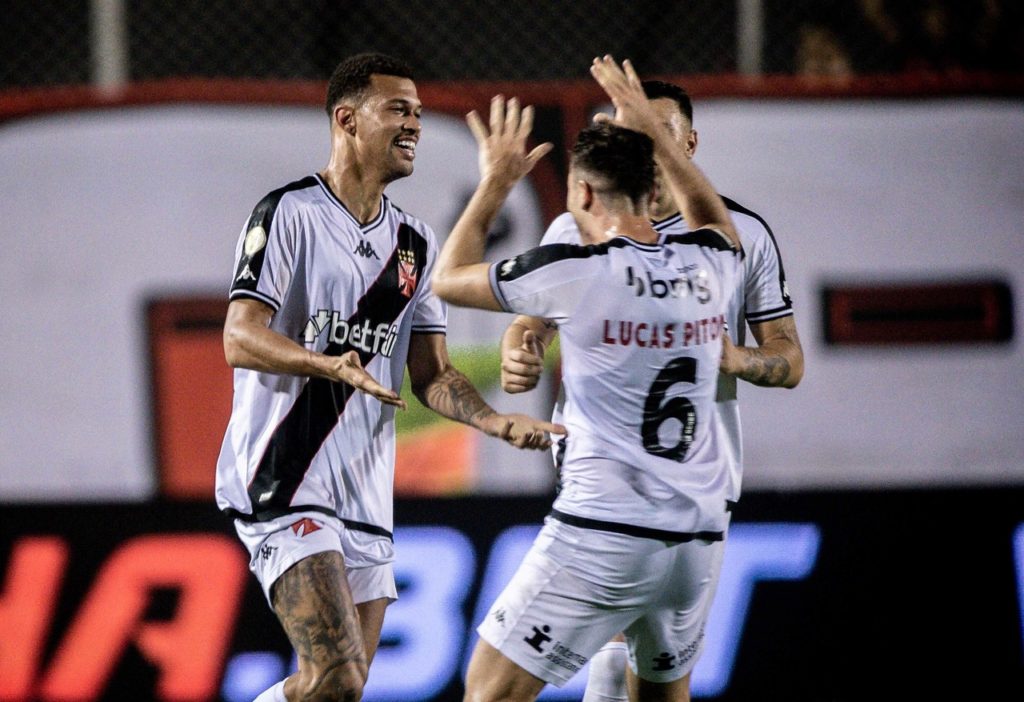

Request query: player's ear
[
  {"left": 335, "top": 104, "right": 357, "bottom": 136},
  {"left": 578, "top": 180, "right": 594, "bottom": 211},
  {"left": 685, "top": 129, "right": 698, "bottom": 159}
]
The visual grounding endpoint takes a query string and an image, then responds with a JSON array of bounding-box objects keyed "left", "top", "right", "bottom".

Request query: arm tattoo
[
  {"left": 740, "top": 316, "right": 801, "bottom": 387},
  {"left": 420, "top": 365, "right": 495, "bottom": 427},
  {"left": 736, "top": 348, "right": 792, "bottom": 387}
]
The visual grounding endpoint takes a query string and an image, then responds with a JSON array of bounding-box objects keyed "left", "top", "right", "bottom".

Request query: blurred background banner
[
  {"left": 1, "top": 1, "right": 1023, "bottom": 700},
  {"left": 3, "top": 491, "right": 1023, "bottom": 701}
]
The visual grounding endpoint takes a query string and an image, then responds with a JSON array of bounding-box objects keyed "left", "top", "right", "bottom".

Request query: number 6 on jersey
[{"left": 641, "top": 357, "right": 698, "bottom": 462}]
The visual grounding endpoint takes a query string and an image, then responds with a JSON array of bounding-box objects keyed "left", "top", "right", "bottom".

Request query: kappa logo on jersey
[
  {"left": 290, "top": 518, "right": 322, "bottom": 537},
  {"left": 303, "top": 309, "right": 400, "bottom": 356},
  {"left": 397, "top": 248, "right": 418, "bottom": 297},
  {"left": 492, "top": 607, "right": 507, "bottom": 626},
  {"left": 625, "top": 265, "right": 712, "bottom": 302},
  {"left": 353, "top": 240, "right": 379, "bottom": 259},
  {"left": 235, "top": 264, "right": 256, "bottom": 282}
]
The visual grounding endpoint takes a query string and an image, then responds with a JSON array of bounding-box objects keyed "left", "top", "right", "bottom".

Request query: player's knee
[{"left": 293, "top": 660, "right": 367, "bottom": 702}]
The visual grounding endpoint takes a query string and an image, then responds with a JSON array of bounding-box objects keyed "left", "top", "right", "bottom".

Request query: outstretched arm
[
  {"left": 589, "top": 55, "right": 739, "bottom": 249},
  {"left": 223, "top": 298, "right": 405, "bottom": 408},
  {"left": 431, "top": 96, "right": 553, "bottom": 309},
  {"left": 407, "top": 333, "right": 564, "bottom": 449},
  {"left": 720, "top": 316, "right": 804, "bottom": 388}
]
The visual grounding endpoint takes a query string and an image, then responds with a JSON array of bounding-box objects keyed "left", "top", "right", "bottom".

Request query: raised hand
[
  {"left": 466, "top": 96, "right": 553, "bottom": 188},
  {"left": 588, "top": 55, "right": 659, "bottom": 137}
]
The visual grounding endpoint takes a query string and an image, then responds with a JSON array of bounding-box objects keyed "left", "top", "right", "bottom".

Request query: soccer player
[
  {"left": 214, "top": 53, "right": 564, "bottom": 702},
  {"left": 432, "top": 56, "right": 743, "bottom": 702},
  {"left": 499, "top": 75, "right": 804, "bottom": 702}
]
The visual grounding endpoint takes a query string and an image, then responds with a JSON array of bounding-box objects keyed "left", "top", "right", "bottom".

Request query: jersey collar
[{"left": 314, "top": 173, "right": 388, "bottom": 232}]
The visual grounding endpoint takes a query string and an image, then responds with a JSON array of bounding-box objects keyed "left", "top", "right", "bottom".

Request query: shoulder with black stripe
[
  {"left": 247, "top": 175, "right": 320, "bottom": 231},
  {"left": 721, "top": 194, "right": 785, "bottom": 258},
  {"left": 663, "top": 227, "right": 738, "bottom": 253},
  {"left": 495, "top": 240, "right": 626, "bottom": 282},
  {"left": 230, "top": 176, "right": 319, "bottom": 303},
  {"left": 720, "top": 194, "right": 771, "bottom": 234},
  {"left": 720, "top": 193, "right": 790, "bottom": 302}
]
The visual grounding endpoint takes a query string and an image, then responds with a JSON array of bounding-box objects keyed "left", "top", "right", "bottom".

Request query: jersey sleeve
[
  {"left": 733, "top": 212, "right": 793, "bottom": 325},
  {"left": 488, "top": 245, "right": 595, "bottom": 322},
  {"left": 229, "top": 194, "right": 298, "bottom": 312},
  {"left": 539, "top": 212, "right": 583, "bottom": 246},
  {"left": 409, "top": 222, "right": 448, "bottom": 334}
]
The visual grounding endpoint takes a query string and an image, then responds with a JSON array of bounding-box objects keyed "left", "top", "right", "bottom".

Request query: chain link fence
[{"left": 2, "top": 0, "right": 1022, "bottom": 90}]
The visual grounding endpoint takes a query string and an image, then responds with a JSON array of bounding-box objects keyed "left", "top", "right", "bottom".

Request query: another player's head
[
  {"left": 325, "top": 52, "right": 421, "bottom": 182},
  {"left": 566, "top": 123, "right": 656, "bottom": 240},
  {"left": 626, "top": 80, "right": 698, "bottom": 217}
]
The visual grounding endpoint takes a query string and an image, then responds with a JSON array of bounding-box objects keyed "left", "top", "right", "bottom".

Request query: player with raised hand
[
  {"left": 433, "top": 55, "right": 742, "bottom": 702},
  {"left": 500, "top": 59, "right": 804, "bottom": 702}
]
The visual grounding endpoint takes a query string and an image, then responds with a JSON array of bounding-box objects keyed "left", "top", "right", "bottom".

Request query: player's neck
[
  {"left": 319, "top": 161, "right": 386, "bottom": 224},
  {"left": 587, "top": 213, "right": 658, "bottom": 245}
]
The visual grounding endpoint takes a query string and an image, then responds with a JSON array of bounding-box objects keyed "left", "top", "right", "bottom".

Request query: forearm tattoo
[
  {"left": 421, "top": 366, "right": 495, "bottom": 427},
  {"left": 272, "top": 551, "right": 366, "bottom": 685},
  {"left": 737, "top": 348, "right": 792, "bottom": 387},
  {"left": 740, "top": 317, "right": 801, "bottom": 387}
]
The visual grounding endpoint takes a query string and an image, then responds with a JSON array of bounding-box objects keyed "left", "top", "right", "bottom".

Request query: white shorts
[
  {"left": 234, "top": 511, "right": 397, "bottom": 607},
  {"left": 476, "top": 517, "right": 724, "bottom": 686}
]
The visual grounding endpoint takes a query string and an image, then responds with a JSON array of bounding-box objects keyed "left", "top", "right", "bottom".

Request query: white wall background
[{"left": 1, "top": 99, "right": 1022, "bottom": 501}]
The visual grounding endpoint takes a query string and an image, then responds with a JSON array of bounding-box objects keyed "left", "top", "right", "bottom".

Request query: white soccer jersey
[
  {"left": 540, "top": 197, "right": 792, "bottom": 503},
  {"left": 491, "top": 231, "right": 743, "bottom": 536},
  {"left": 215, "top": 174, "right": 446, "bottom": 538}
]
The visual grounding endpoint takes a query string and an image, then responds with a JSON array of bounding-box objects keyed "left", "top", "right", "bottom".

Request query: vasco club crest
[{"left": 397, "top": 249, "right": 418, "bottom": 298}]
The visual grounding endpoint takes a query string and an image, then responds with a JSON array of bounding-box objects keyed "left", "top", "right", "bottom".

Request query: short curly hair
[
  {"left": 325, "top": 53, "right": 414, "bottom": 116},
  {"left": 570, "top": 123, "right": 655, "bottom": 208},
  {"left": 641, "top": 80, "right": 693, "bottom": 125}
]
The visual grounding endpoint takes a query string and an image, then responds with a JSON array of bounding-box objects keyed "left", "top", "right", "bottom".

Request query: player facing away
[
  {"left": 214, "top": 53, "right": 563, "bottom": 702},
  {"left": 498, "top": 79, "right": 804, "bottom": 702},
  {"left": 431, "top": 56, "right": 743, "bottom": 702}
]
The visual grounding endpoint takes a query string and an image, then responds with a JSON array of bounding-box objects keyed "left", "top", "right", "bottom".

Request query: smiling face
[{"left": 351, "top": 74, "right": 423, "bottom": 183}]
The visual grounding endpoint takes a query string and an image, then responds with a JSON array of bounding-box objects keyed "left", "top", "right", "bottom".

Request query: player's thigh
[
  {"left": 624, "top": 538, "right": 722, "bottom": 685},
  {"left": 271, "top": 550, "right": 367, "bottom": 678},
  {"left": 464, "top": 638, "right": 547, "bottom": 702}
]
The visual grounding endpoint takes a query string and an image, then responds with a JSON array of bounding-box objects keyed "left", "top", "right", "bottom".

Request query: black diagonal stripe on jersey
[
  {"left": 245, "top": 222, "right": 429, "bottom": 518},
  {"left": 721, "top": 194, "right": 790, "bottom": 305},
  {"left": 231, "top": 176, "right": 319, "bottom": 300}
]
